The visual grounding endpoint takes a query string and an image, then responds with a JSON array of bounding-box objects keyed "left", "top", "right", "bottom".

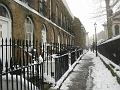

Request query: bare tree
[{"left": 92, "top": 0, "right": 120, "bottom": 38}]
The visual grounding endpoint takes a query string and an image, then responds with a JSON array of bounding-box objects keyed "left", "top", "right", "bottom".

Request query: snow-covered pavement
[{"left": 60, "top": 51, "right": 120, "bottom": 90}]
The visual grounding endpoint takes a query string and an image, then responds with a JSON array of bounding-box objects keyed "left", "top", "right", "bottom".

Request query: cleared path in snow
[
  {"left": 60, "top": 51, "right": 120, "bottom": 90},
  {"left": 60, "top": 51, "right": 94, "bottom": 90}
]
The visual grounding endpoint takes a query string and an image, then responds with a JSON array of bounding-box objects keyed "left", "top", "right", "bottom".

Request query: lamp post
[
  {"left": 92, "top": 34, "right": 94, "bottom": 53},
  {"left": 94, "top": 23, "right": 98, "bottom": 57}
]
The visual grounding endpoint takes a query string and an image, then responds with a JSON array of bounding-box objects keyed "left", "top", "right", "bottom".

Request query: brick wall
[{"left": 0, "top": 0, "right": 85, "bottom": 47}]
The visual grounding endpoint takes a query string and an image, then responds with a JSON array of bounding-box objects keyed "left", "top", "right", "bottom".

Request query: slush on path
[{"left": 60, "top": 51, "right": 120, "bottom": 90}]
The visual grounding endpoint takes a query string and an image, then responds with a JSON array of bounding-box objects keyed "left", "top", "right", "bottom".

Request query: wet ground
[{"left": 60, "top": 53, "right": 94, "bottom": 90}]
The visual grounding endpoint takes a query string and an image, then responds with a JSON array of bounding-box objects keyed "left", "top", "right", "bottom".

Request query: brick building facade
[
  {"left": 0, "top": 0, "right": 86, "bottom": 47},
  {"left": 0, "top": 0, "right": 87, "bottom": 79}
]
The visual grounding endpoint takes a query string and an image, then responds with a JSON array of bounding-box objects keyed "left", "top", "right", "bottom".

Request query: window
[
  {"left": 65, "top": 17, "right": 67, "bottom": 30},
  {"left": 20, "top": 0, "right": 28, "bottom": 4},
  {"left": 66, "top": 19, "right": 68, "bottom": 31},
  {"left": 40, "top": 0, "right": 43, "bottom": 14},
  {"left": 61, "top": 33, "right": 64, "bottom": 44},
  {"left": 58, "top": 33, "right": 61, "bottom": 51},
  {"left": 55, "top": 5, "right": 58, "bottom": 24},
  {"left": 63, "top": 16, "right": 65, "bottom": 29},
  {"left": 0, "top": 25, "right": 2, "bottom": 38},
  {"left": 68, "top": 22, "right": 71, "bottom": 31},
  {"left": 41, "top": 24, "right": 47, "bottom": 44},
  {"left": 39, "top": 0, "right": 46, "bottom": 16},
  {"left": 66, "top": 38, "right": 68, "bottom": 45},
  {"left": 19, "top": 0, "right": 32, "bottom": 5},
  {"left": 0, "top": 4, "right": 11, "bottom": 40},
  {"left": 25, "top": 17, "right": 34, "bottom": 43},
  {"left": 61, "top": 13, "right": 63, "bottom": 27},
  {"left": 114, "top": 25, "right": 119, "bottom": 35},
  {"left": 70, "top": 37, "right": 72, "bottom": 45},
  {"left": 49, "top": 0, "right": 52, "bottom": 19},
  {"left": 51, "top": 28, "right": 55, "bottom": 43},
  {"left": 0, "top": 5, "right": 9, "bottom": 18}
]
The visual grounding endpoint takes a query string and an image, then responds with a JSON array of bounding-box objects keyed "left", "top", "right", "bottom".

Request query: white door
[
  {"left": 0, "top": 17, "right": 11, "bottom": 68},
  {"left": 41, "top": 26, "right": 47, "bottom": 60},
  {"left": 41, "top": 29, "right": 47, "bottom": 45}
]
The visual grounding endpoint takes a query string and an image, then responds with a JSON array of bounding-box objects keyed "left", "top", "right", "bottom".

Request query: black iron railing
[
  {"left": 0, "top": 39, "right": 83, "bottom": 90},
  {"left": 98, "top": 37, "right": 120, "bottom": 65}
]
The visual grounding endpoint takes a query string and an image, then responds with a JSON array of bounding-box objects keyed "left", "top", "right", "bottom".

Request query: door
[
  {"left": 41, "top": 29, "right": 47, "bottom": 45},
  {"left": 0, "top": 18, "right": 11, "bottom": 68},
  {"left": 41, "top": 25, "right": 47, "bottom": 60}
]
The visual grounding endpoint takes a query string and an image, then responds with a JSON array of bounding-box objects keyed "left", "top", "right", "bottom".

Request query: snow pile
[
  {"left": 99, "top": 53, "right": 120, "bottom": 79},
  {"left": 52, "top": 54, "right": 59, "bottom": 59},
  {"left": 39, "top": 55, "right": 43, "bottom": 63},
  {"left": 55, "top": 66, "right": 73, "bottom": 89},
  {"left": 50, "top": 54, "right": 83, "bottom": 89},
  {"left": 101, "top": 34, "right": 120, "bottom": 45},
  {"left": 51, "top": 63, "right": 75, "bottom": 89},
  {"left": 44, "top": 73, "right": 55, "bottom": 85},
  {"left": 92, "top": 56, "right": 120, "bottom": 90},
  {"left": 86, "top": 66, "right": 93, "bottom": 90}
]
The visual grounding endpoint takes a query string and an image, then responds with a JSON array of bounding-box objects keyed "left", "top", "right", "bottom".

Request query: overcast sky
[{"left": 66, "top": 0, "right": 106, "bottom": 37}]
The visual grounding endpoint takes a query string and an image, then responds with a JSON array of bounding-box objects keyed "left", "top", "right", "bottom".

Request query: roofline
[
  {"left": 13, "top": 0, "right": 74, "bottom": 37},
  {"left": 61, "top": 0, "right": 74, "bottom": 19}
]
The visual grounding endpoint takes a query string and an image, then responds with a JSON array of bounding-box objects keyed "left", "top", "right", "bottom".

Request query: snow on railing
[{"left": 0, "top": 39, "right": 83, "bottom": 90}]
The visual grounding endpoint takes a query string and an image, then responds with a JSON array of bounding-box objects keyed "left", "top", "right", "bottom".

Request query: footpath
[{"left": 59, "top": 51, "right": 120, "bottom": 90}]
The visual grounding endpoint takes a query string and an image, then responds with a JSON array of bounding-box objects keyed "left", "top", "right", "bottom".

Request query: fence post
[
  {"left": 75, "top": 49, "right": 77, "bottom": 60},
  {"left": 0, "top": 59, "right": 2, "bottom": 73},
  {"left": 68, "top": 51, "right": 71, "bottom": 68},
  {"left": 0, "top": 58, "right": 2, "bottom": 90},
  {"left": 1, "top": 39, "right": 3, "bottom": 71},
  {"left": 50, "top": 43, "right": 53, "bottom": 77},
  {"left": 42, "top": 62, "right": 44, "bottom": 90}
]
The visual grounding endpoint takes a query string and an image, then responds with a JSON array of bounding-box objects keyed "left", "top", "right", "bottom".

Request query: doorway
[{"left": 0, "top": 4, "right": 11, "bottom": 68}]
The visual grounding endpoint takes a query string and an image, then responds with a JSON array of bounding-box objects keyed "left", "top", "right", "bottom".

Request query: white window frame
[
  {"left": 0, "top": 4, "right": 11, "bottom": 40},
  {"left": 19, "top": 0, "right": 29, "bottom": 5},
  {"left": 0, "top": 3, "right": 12, "bottom": 68},
  {"left": 61, "top": 13, "right": 63, "bottom": 26},
  {"left": 41, "top": 24, "right": 47, "bottom": 45},
  {"left": 0, "top": 22, "right": 2, "bottom": 39},
  {"left": 49, "top": 0, "right": 52, "bottom": 20},
  {"left": 25, "top": 17, "right": 34, "bottom": 44},
  {"left": 51, "top": 28, "right": 54, "bottom": 43},
  {"left": 114, "top": 24, "right": 119, "bottom": 36},
  {"left": 55, "top": 5, "right": 58, "bottom": 23},
  {"left": 39, "top": 0, "right": 45, "bottom": 16}
]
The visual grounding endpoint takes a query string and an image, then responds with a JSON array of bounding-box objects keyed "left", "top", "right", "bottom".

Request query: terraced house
[
  {"left": 0, "top": 0, "right": 86, "bottom": 66},
  {"left": 0, "top": 0, "right": 86, "bottom": 89}
]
